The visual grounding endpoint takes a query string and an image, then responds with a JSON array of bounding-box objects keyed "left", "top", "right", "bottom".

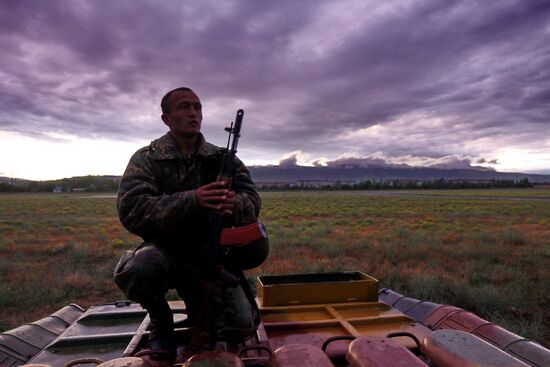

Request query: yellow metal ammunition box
[{"left": 257, "top": 272, "right": 378, "bottom": 307}]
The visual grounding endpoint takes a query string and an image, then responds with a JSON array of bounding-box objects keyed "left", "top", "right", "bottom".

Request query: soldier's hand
[
  {"left": 195, "top": 181, "right": 233, "bottom": 213},
  {"left": 219, "top": 190, "right": 235, "bottom": 216}
]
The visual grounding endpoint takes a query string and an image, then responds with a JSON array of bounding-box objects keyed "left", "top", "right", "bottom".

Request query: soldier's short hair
[{"left": 161, "top": 87, "right": 195, "bottom": 114}]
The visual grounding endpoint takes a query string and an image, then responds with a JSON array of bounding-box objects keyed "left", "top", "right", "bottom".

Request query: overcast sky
[{"left": 1, "top": 0, "right": 549, "bottom": 180}]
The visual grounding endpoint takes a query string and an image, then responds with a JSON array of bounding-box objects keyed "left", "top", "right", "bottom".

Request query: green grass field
[{"left": 0, "top": 189, "right": 549, "bottom": 346}]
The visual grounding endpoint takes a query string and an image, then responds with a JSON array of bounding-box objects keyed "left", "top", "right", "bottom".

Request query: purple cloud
[{"left": 1, "top": 0, "right": 549, "bottom": 172}]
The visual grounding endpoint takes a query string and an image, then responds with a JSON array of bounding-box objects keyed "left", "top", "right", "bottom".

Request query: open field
[{"left": 0, "top": 189, "right": 549, "bottom": 347}]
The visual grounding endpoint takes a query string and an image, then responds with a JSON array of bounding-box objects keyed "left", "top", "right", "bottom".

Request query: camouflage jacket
[{"left": 117, "top": 132, "right": 260, "bottom": 263}]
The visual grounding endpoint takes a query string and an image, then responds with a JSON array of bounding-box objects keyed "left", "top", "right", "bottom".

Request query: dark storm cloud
[{"left": 1, "top": 0, "right": 549, "bottom": 167}]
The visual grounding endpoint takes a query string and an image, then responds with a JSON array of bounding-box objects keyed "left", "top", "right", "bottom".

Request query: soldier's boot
[
  {"left": 136, "top": 300, "right": 176, "bottom": 365},
  {"left": 148, "top": 300, "right": 176, "bottom": 352}
]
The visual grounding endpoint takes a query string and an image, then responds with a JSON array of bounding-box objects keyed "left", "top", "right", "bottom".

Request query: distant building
[
  {"left": 255, "top": 181, "right": 291, "bottom": 189},
  {"left": 297, "top": 179, "right": 356, "bottom": 188},
  {"left": 444, "top": 178, "right": 495, "bottom": 184},
  {"left": 384, "top": 179, "right": 417, "bottom": 186},
  {"left": 53, "top": 186, "right": 63, "bottom": 193}
]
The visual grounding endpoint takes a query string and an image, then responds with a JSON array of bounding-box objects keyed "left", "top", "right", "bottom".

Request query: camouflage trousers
[{"left": 113, "top": 243, "right": 259, "bottom": 343}]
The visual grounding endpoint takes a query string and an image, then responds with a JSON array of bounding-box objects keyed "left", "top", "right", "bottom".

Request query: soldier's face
[{"left": 162, "top": 90, "right": 203, "bottom": 137}]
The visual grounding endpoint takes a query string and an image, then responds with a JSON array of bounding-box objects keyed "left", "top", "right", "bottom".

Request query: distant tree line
[
  {"left": 0, "top": 175, "right": 120, "bottom": 193},
  {"left": 354, "top": 178, "right": 533, "bottom": 190},
  {"left": 0, "top": 176, "right": 535, "bottom": 193},
  {"left": 259, "top": 178, "right": 534, "bottom": 191},
  {"left": 0, "top": 182, "right": 26, "bottom": 192}
]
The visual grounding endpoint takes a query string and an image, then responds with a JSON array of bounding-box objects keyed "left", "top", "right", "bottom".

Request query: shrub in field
[
  {"left": 406, "top": 272, "right": 469, "bottom": 306},
  {"left": 64, "top": 272, "right": 95, "bottom": 291},
  {"left": 490, "top": 312, "right": 544, "bottom": 342},
  {"left": 501, "top": 228, "right": 526, "bottom": 246},
  {"left": 37, "top": 240, "right": 72, "bottom": 255},
  {"left": 112, "top": 238, "right": 136, "bottom": 249}
]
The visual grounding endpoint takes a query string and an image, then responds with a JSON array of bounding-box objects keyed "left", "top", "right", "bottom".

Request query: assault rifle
[
  {"left": 193, "top": 109, "right": 248, "bottom": 348},
  {"left": 214, "top": 110, "right": 268, "bottom": 272},
  {"left": 193, "top": 109, "right": 267, "bottom": 348},
  {"left": 204, "top": 109, "right": 245, "bottom": 284}
]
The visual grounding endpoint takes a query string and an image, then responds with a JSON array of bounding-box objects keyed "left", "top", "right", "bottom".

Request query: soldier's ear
[{"left": 161, "top": 114, "right": 171, "bottom": 127}]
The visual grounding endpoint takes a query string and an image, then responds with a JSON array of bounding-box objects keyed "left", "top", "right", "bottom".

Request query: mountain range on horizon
[
  {"left": 1, "top": 165, "right": 550, "bottom": 185},
  {"left": 247, "top": 165, "right": 550, "bottom": 184}
]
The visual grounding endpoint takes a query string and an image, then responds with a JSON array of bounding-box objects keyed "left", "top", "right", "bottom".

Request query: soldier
[{"left": 114, "top": 87, "right": 262, "bottom": 364}]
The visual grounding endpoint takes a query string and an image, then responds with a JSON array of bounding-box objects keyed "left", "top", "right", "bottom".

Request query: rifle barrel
[{"left": 230, "top": 109, "right": 244, "bottom": 153}]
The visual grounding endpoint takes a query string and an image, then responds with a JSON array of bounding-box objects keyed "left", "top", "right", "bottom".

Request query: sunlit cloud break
[{"left": 273, "top": 150, "right": 498, "bottom": 172}]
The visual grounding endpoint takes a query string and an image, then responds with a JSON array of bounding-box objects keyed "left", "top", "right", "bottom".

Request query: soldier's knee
[{"left": 113, "top": 245, "right": 171, "bottom": 302}]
